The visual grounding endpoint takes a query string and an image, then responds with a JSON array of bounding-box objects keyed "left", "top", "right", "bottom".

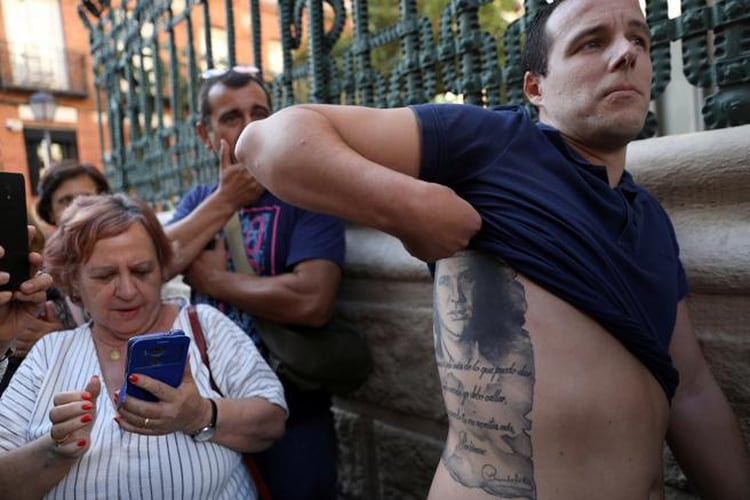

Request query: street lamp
[{"left": 29, "top": 91, "right": 57, "bottom": 170}]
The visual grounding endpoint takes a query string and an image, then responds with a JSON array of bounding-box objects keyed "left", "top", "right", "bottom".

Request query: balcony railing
[{"left": 0, "top": 40, "right": 89, "bottom": 95}]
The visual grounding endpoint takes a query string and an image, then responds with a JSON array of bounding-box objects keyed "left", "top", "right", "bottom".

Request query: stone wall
[{"left": 331, "top": 124, "right": 750, "bottom": 499}]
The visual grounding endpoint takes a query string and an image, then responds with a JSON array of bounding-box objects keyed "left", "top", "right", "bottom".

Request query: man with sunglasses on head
[
  {"left": 165, "top": 65, "right": 345, "bottom": 500},
  {"left": 234, "top": 0, "right": 750, "bottom": 498}
]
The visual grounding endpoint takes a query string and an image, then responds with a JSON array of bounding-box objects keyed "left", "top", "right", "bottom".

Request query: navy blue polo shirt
[{"left": 412, "top": 103, "right": 688, "bottom": 402}]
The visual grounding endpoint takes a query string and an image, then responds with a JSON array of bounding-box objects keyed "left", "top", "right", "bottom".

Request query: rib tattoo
[{"left": 434, "top": 252, "right": 535, "bottom": 498}]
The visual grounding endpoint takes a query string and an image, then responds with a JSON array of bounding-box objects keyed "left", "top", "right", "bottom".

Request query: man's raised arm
[{"left": 235, "top": 104, "right": 481, "bottom": 262}]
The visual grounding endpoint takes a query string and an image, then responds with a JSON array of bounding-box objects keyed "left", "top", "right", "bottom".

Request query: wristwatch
[{"left": 191, "top": 398, "right": 217, "bottom": 442}]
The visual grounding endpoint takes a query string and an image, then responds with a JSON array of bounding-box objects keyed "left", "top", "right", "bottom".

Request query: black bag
[
  {"left": 224, "top": 214, "right": 373, "bottom": 394},
  {"left": 253, "top": 317, "right": 373, "bottom": 395}
]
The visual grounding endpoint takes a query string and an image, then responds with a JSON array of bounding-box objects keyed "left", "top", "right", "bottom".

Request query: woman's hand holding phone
[{"left": 114, "top": 360, "right": 210, "bottom": 436}]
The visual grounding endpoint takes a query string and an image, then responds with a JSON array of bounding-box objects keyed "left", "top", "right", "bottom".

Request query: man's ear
[
  {"left": 195, "top": 121, "right": 215, "bottom": 151},
  {"left": 523, "top": 71, "right": 543, "bottom": 107}
]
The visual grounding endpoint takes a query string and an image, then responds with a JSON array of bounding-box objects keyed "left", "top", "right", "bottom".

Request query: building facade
[
  {"left": 0, "top": 0, "right": 279, "bottom": 223},
  {"left": 0, "top": 0, "right": 102, "bottom": 216}
]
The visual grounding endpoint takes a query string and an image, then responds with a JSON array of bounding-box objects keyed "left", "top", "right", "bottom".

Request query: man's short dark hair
[
  {"left": 521, "top": 0, "right": 569, "bottom": 77},
  {"left": 198, "top": 69, "right": 272, "bottom": 127},
  {"left": 36, "top": 160, "right": 111, "bottom": 225}
]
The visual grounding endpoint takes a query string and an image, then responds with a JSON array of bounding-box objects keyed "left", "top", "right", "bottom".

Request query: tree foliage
[
  {"left": 291, "top": 0, "right": 523, "bottom": 103},
  {"left": 336, "top": 0, "right": 523, "bottom": 73}
]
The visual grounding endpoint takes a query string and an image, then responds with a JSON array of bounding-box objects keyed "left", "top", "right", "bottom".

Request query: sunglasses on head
[{"left": 200, "top": 65, "right": 260, "bottom": 80}]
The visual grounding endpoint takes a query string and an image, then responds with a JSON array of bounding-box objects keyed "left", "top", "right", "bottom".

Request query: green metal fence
[{"left": 78, "top": 0, "right": 750, "bottom": 208}]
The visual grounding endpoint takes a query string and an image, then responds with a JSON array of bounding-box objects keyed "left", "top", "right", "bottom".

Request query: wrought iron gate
[{"left": 78, "top": 0, "right": 750, "bottom": 207}]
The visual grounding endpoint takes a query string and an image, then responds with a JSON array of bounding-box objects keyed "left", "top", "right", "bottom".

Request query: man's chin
[{"left": 593, "top": 119, "right": 646, "bottom": 151}]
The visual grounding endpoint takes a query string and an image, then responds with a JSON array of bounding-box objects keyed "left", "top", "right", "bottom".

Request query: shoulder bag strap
[
  {"left": 223, "top": 213, "right": 275, "bottom": 345},
  {"left": 187, "top": 305, "right": 221, "bottom": 394},
  {"left": 223, "top": 213, "right": 278, "bottom": 347},
  {"left": 187, "top": 305, "right": 274, "bottom": 500},
  {"left": 224, "top": 213, "right": 255, "bottom": 275}
]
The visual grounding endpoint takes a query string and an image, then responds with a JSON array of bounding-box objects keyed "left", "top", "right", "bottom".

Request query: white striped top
[{"left": 0, "top": 303, "right": 287, "bottom": 500}]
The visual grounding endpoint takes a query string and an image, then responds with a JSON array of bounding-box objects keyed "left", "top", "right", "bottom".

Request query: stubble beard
[{"left": 585, "top": 107, "right": 648, "bottom": 152}]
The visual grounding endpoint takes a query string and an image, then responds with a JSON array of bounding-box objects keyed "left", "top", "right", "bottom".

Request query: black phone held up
[
  {"left": 0, "top": 172, "right": 30, "bottom": 291},
  {"left": 116, "top": 329, "right": 190, "bottom": 406}
]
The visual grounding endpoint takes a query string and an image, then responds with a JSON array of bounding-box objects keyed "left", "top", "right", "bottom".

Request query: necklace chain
[{"left": 92, "top": 331, "right": 126, "bottom": 362}]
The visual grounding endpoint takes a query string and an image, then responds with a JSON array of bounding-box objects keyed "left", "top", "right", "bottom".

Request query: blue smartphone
[{"left": 117, "top": 329, "right": 190, "bottom": 406}]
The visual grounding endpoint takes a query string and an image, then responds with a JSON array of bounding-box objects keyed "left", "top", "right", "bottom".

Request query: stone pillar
[{"left": 333, "top": 226, "right": 441, "bottom": 499}]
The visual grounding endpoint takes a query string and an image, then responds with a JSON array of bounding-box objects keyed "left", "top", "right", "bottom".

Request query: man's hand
[
  {"left": 183, "top": 238, "right": 228, "bottom": 295},
  {"left": 396, "top": 183, "right": 482, "bottom": 263},
  {"left": 216, "top": 139, "right": 265, "bottom": 210},
  {"left": 12, "top": 301, "right": 64, "bottom": 357}
]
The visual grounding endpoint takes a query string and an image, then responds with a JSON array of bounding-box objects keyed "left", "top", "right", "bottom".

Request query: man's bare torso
[{"left": 430, "top": 251, "right": 669, "bottom": 499}]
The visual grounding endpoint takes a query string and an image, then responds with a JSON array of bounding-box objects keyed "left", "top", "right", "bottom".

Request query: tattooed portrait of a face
[{"left": 433, "top": 251, "right": 535, "bottom": 498}]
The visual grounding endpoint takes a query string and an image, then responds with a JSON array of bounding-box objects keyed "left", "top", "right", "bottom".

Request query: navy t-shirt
[
  {"left": 170, "top": 185, "right": 346, "bottom": 344},
  {"left": 412, "top": 103, "right": 688, "bottom": 401}
]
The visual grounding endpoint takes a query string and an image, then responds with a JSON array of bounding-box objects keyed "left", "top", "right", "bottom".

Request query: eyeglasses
[{"left": 200, "top": 65, "right": 260, "bottom": 80}]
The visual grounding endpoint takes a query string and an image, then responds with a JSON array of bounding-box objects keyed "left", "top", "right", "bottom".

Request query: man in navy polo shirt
[{"left": 235, "top": 0, "right": 750, "bottom": 498}]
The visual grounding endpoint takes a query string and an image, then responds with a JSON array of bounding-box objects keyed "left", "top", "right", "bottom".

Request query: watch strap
[
  {"left": 191, "top": 398, "right": 217, "bottom": 438},
  {"left": 206, "top": 398, "right": 217, "bottom": 428}
]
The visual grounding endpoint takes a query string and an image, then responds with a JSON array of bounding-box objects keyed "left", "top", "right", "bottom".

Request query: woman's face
[
  {"left": 77, "top": 222, "right": 164, "bottom": 340},
  {"left": 50, "top": 174, "right": 100, "bottom": 225}
]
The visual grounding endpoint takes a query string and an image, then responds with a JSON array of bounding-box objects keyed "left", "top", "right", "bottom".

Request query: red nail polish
[
  {"left": 77, "top": 439, "right": 87, "bottom": 447},
  {"left": 81, "top": 414, "right": 93, "bottom": 423},
  {"left": 81, "top": 391, "right": 92, "bottom": 401},
  {"left": 82, "top": 403, "right": 93, "bottom": 411},
  {"left": 113, "top": 393, "right": 118, "bottom": 405},
  {"left": 128, "top": 374, "right": 138, "bottom": 383}
]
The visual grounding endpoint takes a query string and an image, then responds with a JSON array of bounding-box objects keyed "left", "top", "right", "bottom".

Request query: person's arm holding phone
[
  {"left": 0, "top": 225, "right": 53, "bottom": 372},
  {"left": 115, "top": 307, "right": 287, "bottom": 453},
  {"left": 115, "top": 361, "right": 286, "bottom": 453}
]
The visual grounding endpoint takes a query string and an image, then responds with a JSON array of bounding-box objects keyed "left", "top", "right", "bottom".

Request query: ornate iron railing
[{"left": 77, "top": 0, "right": 750, "bottom": 207}]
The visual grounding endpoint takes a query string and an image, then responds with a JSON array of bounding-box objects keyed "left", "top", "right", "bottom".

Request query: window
[{"left": 24, "top": 128, "right": 78, "bottom": 195}]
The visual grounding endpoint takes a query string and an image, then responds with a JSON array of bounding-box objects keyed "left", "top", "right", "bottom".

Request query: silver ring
[{"left": 143, "top": 417, "right": 150, "bottom": 428}]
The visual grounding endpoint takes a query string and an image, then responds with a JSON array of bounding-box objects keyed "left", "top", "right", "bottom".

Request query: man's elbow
[{"left": 297, "top": 296, "right": 336, "bottom": 327}]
